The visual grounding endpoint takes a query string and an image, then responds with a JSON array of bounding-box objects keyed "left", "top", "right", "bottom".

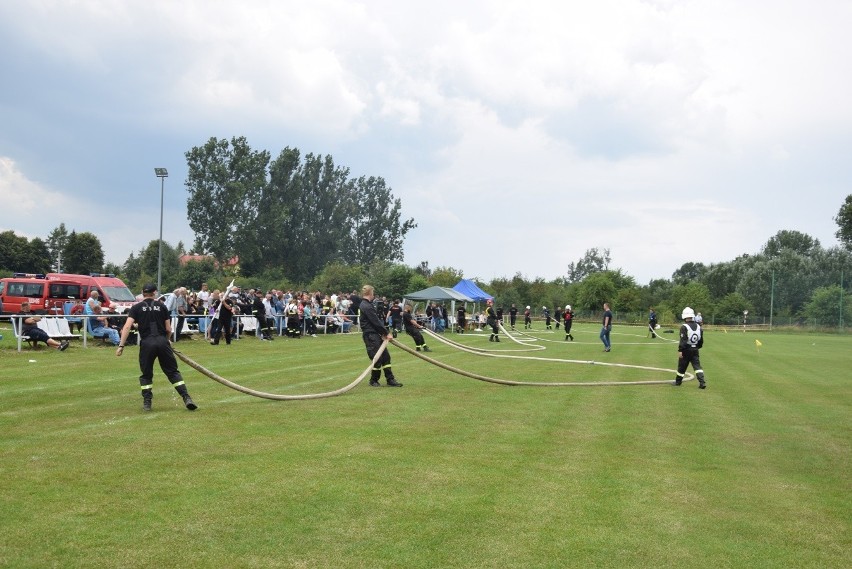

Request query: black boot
[
  {"left": 494, "top": 336, "right": 500, "bottom": 342},
  {"left": 142, "top": 393, "right": 152, "bottom": 412},
  {"left": 370, "top": 370, "right": 381, "bottom": 387},
  {"left": 182, "top": 393, "right": 198, "bottom": 410},
  {"left": 386, "top": 377, "right": 403, "bottom": 387}
]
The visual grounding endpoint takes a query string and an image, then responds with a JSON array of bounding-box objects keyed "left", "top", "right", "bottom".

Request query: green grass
[{"left": 0, "top": 323, "right": 849, "bottom": 568}]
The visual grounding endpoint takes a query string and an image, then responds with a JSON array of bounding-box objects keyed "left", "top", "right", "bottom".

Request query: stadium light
[{"left": 154, "top": 168, "right": 168, "bottom": 292}]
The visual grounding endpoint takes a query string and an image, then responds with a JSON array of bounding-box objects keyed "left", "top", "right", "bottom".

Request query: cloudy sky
[{"left": 1, "top": 0, "right": 849, "bottom": 284}]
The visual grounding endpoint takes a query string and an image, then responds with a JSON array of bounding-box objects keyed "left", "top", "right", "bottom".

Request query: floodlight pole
[{"left": 154, "top": 168, "right": 169, "bottom": 292}]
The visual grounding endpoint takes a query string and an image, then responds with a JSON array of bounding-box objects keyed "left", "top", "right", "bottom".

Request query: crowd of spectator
[{"left": 157, "top": 284, "right": 362, "bottom": 341}]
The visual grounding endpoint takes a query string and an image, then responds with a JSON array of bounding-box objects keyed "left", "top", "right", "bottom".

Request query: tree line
[{"left": 3, "top": 161, "right": 851, "bottom": 328}]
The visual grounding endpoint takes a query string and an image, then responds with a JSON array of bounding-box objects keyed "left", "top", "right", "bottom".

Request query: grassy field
[{"left": 0, "top": 322, "right": 849, "bottom": 568}]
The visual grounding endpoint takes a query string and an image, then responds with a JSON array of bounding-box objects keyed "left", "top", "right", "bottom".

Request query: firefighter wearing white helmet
[
  {"left": 543, "top": 306, "right": 552, "bottom": 330},
  {"left": 485, "top": 298, "right": 500, "bottom": 342},
  {"left": 563, "top": 304, "right": 574, "bottom": 341},
  {"left": 524, "top": 305, "right": 532, "bottom": 329},
  {"left": 673, "top": 307, "right": 706, "bottom": 389}
]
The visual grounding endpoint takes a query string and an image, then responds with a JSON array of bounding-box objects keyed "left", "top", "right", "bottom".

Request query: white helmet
[
  {"left": 526, "top": 306, "right": 530, "bottom": 309},
  {"left": 682, "top": 307, "right": 695, "bottom": 319},
  {"left": 566, "top": 305, "right": 571, "bottom": 311},
  {"left": 543, "top": 306, "right": 547, "bottom": 310}
]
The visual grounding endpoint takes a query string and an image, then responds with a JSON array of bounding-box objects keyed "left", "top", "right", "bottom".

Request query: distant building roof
[{"left": 178, "top": 254, "right": 239, "bottom": 267}]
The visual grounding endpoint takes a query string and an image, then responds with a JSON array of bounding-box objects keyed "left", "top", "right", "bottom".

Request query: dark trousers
[
  {"left": 211, "top": 314, "right": 233, "bottom": 344},
  {"left": 138, "top": 335, "right": 183, "bottom": 386},
  {"left": 405, "top": 327, "right": 425, "bottom": 347},
  {"left": 363, "top": 332, "right": 394, "bottom": 380}
]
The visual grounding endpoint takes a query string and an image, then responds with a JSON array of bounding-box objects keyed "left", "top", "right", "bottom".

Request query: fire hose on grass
[{"left": 173, "top": 330, "right": 693, "bottom": 400}]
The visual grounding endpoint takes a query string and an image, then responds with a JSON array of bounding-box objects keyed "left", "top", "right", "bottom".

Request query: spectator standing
[
  {"left": 303, "top": 300, "right": 317, "bottom": 337},
  {"left": 116, "top": 283, "right": 197, "bottom": 412},
  {"left": 173, "top": 287, "right": 188, "bottom": 341},
  {"left": 198, "top": 283, "right": 210, "bottom": 312},
  {"left": 600, "top": 302, "right": 613, "bottom": 352}
]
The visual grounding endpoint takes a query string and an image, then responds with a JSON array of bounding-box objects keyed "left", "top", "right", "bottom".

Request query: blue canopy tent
[{"left": 452, "top": 279, "right": 493, "bottom": 302}]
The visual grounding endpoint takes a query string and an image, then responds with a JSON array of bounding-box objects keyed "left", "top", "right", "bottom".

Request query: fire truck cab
[
  {"left": 47, "top": 273, "right": 138, "bottom": 313},
  {"left": 0, "top": 273, "right": 85, "bottom": 314}
]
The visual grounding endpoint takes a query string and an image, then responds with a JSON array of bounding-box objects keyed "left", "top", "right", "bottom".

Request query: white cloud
[
  {"left": 0, "top": 157, "right": 78, "bottom": 229},
  {"left": 1, "top": 0, "right": 849, "bottom": 284}
]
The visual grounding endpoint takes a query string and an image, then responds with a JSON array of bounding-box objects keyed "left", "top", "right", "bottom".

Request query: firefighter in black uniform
[
  {"left": 563, "top": 304, "right": 575, "bottom": 341},
  {"left": 402, "top": 305, "right": 431, "bottom": 352},
  {"left": 117, "top": 283, "right": 198, "bottom": 411},
  {"left": 672, "top": 307, "right": 706, "bottom": 389},
  {"left": 648, "top": 306, "right": 658, "bottom": 339},
  {"left": 359, "top": 285, "right": 402, "bottom": 387},
  {"left": 486, "top": 298, "right": 500, "bottom": 342},
  {"left": 388, "top": 299, "right": 403, "bottom": 338},
  {"left": 456, "top": 303, "right": 466, "bottom": 333}
]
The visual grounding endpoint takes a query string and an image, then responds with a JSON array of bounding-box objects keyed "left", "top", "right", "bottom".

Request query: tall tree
[
  {"left": 0, "top": 230, "right": 30, "bottom": 273},
  {"left": 122, "top": 240, "right": 181, "bottom": 291},
  {"left": 566, "top": 247, "right": 610, "bottom": 284},
  {"left": 834, "top": 194, "right": 852, "bottom": 249},
  {"left": 269, "top": 152, "right": 352, "bottom": 282},
  {"left": 63, "top": 231, "right": 104, "bottom": 275},
  {"left": 671, "top": 262, "right": 707, "bottom": 285},
  {"left": 343, "top": 175, "right": 416, "bottom": 267},
  {"left": 803, "top": 285, "right": 851, "bottom": 327},
  {"left": 702, "top": 255, "right": 754, "bottom": 301},
  {"left": 430, "top": 266, "right": 464, "bottom": 287},
  {"left": 714, "top": 292, "right": 752, "bottom": 324},
  {"left": 184, "top": 136, "right": 270, "bottom": 265},
  {"left": 737, "top": 251, "right": 815, "bottom": 316},
  {"left": 762, "top": 229, "right": 820, "bottom": 257},
  {"left": 46, "top": 223, "right": 69, "bottom": 272},
  {"left": 669, "top": 281, "right": 713, "bottom": 316},
  {"left": 26, "top": 238, "right": 52, "bottom": 274}
]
